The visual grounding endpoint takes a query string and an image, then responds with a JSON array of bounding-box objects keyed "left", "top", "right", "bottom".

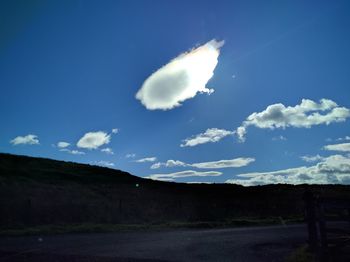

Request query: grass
[
  {"left": 0, "top": 216, "right": 305, "bottom": 236},
  {"left": 286, "top": 245, "right": 315, "bottom": 262}
]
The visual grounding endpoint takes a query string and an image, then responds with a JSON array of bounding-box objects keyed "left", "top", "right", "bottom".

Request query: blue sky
[{"left": 1, "top": 0, "right": 350, "bottom": 185}]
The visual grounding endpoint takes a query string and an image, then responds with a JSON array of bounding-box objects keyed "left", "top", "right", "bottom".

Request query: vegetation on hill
[{"left": 1, "top": 153, "right": 350, "bottom": 232}]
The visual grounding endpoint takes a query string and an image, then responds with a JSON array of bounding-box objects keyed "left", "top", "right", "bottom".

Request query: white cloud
[
  {"left": 125, "top": 153, "right": 136, "bottom": 158},
  {"left": 236, "top": 99, "right": 350, "bottom": 142},
  {"left": 150, "top": 157, "right": 255, "bottom": 169},
  {"left": 226, "top": 154, "right": 350, "bottom": 186},
  {"left": 186, "top": 181, "right": 213, "bottom": 184},
  {"left": 57, "top": 141, "right": 70, "bottom": 148},
  {"left": 94, "top": 161, "right": 115, "bottom": 167},
  {"left": 336, "top": 136, "right": 350, "bottom": 141},
  {"left": 136, "top": 39, "right": 224, "bottom": 110},
  {"left": 146, "top": 170, "right": 222, "bottom": 181},
  {"left": 191, "top": 157, "right": 255, "bottom": 169},
  {"left": 272, "top": 135, "right": 287, "bottom": 141},
  {"left": 324, "top": 142, "right": 350, "bottom": 152},
  {"left": 10, "top": 134, "right": 39, "bottom": 145},
  {"left": 101, "top": 147, "right": 114, "bottom": 155},
  {"left": 135, "top": 157, "right": 157, "bottom": 163},
  {"left": 60, "top": 149, "right": 85, "bottom": 155},
  {"left": 150, "top": 177, "right": 176, "bottom": 182},
  {"left": 151, "top": 160, "right": 187, "bottom": 169},
  {"left": 112, "top": 128, "right": 119, "bottom": 134},
  {"left": 300, "top": 154, "right": 325, "bottom": 163},
  {"left": 77, "top": 131, "right": 111, "bottom": 149},
  {"left": 181, "top": 128, "right": 234, "bottom": 147}
]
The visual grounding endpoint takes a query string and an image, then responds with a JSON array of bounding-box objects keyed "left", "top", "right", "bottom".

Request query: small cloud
[
  {"left": 150, "top": 157, "right": 255, "bottom": 169},
  {"left": 324, "top": 142, "right": 350, "bottom": 152},
  {"left": 235, "top": 99, "right": 350, "bottom": 142},
  {"left": 60, "top": 149, "right": 85, "bottom": 155},
  {"left": 101, "top": 147, "right": 114, "bottom": 155},
  {"left": 112, "top": 128, "right": 119, "bottom": 134},
  {"left": 186, "top": 181, "right": 213, "bottom": 184},
  {"left": 125, "top": 153, "right": 136, "bottom": 158},
  {"left": 10, "top": 134, "right": 39, "bottom": 145},
  {"left": 151, "top": 160, "right": 187, "bottom": 169},
  {"left": 94, "top": 161, "right": 115, "bottom": 167},
  {"left": 57, "top": 141, "right": 70, "bottom": 148},
  {"left": 272, "top": 135, "right": 287, "bottom": 141},
  {"left": 77, "top": 131, "right": 111, "bottom": 149},
  {"left": 150, "top": 177, "right": 175, "bottom": 182},
  {"left": 146, "top": 170, "right": 222, "bottom": 181},
  {"left": 336, "top": 136, "right": 350, "bottom": 141},
  {"left": 136, "top": 39, "right": 224, "bottom": 110},
  {"left": 181, "top": 128, "right": 234, "bottom": 147},
  {"left": 300, "top": 154, "right": 325, "bottom": 163},
  {"left": 191, "top": 157, "right": 255, "bottom": 169},
  {"left": 188, "top": 117, "right": 195, "bottom": 123},
  {"left": 135, "top": 157, "right": 157, "bottom": 163}
]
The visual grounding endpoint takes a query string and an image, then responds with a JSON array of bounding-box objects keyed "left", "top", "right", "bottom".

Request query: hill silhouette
[{"left": 1, "top": 153, "right": 350, "bottom": 230}]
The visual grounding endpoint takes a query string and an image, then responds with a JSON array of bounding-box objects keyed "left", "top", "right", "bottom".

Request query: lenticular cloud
[{"left": 136, "top": 39, "right": 224, "bottom": 110}]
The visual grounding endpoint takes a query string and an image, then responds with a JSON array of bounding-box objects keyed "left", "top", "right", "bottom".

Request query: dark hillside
[{"left": 1, "top": 153, "right": 350, "bottom": 229}]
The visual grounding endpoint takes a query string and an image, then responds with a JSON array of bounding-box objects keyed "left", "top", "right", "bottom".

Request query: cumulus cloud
[
  {"left": 236, "top": 99, "right": 350, "bottom": 142},
  {"left": 101, "top": 147, "right": 114, "bottom": 155},
  {"left": 300, "top": 154, "right": 325, "bottom": 163},
  {"left": 324, "top": 142, "right": 350, "bottom": 152},
  {"left": 146, "top": 170, "right": 222, "bottom": 181},
  {"left": 57, "top": 141, "right": 70, "bottom": 148},
  {"left": 226, "top": 154, "right": 350, "bottom": 186},
  {"left": 60, "top": 148, "right": 85, "bottom": 155},
  {"left": 135, "top": 157, "right": 157, "bottom": 163},
  {"left": 136, "top": 39, "right": 224, "bottom": 110},
  {"left": 151, "top": 157, "right": 255, "bottom": 169},
  {"left": 181, "top": 128, "right": 234, "bottom": 147},
  {"left": 10, "top": 134, "right": 39, "bottom": 145},
  {"left": 77, "top": 131, "right": 111, "bottom": 149},
  {"left": 112, "top": 128, "right": 119, "bottom": 134}
]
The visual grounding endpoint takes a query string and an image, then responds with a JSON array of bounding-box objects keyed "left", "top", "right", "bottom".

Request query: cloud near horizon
[
  {"left": 135, "top": 157, "right": 157, "bottom": 163},
  {"left": 10, "top": 134, "right": 39, "bottom": 145},
  {"left": 151, "top": 157, "right": 255, "bottom": 169},
  {"left": 300, "top": 154, "right": 325, "bottom": 163},
  {"left": 226, "top": 154, "right": 350, "bottom": 186},
  {"left": 181, "top": 128, "right": 234, "bottom": 147},
  {"left": 57, "top": 141, "right": 70, "bottom": 148},
  {"left": 236, "top": 99, "right": 350, "bottom": 142},
  {"left": 146, "top": 170, "right": 222, "bottom": 182},
  {"left": 77, "top": 131, "right": 111, "bottom": 149},
  {"left": 60, "top": 148, "right": 85, "bottom": 155},
  {"left": 94, "top": 160, "right": 115, "bottom": 167},
  {"left": 324, "top": 142, "right": 350, "bottom": 152},
  {"left": 136, "top": 39, "right": 224, "bottom": 110}
]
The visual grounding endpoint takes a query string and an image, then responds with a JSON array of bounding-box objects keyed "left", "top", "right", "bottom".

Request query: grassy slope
[{"left": 1, "top": 153, "right": 350, "bottom": 234}]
